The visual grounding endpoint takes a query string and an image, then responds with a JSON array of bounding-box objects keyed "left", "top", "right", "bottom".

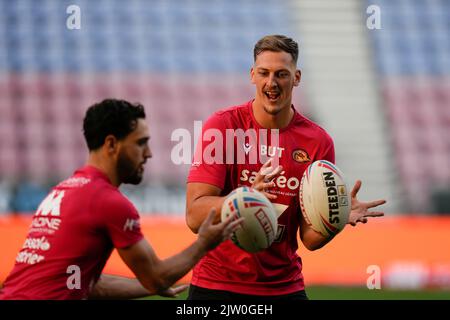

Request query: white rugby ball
[
  {"left": 299, "top": 160, "right": 350, "bottom": 238},
  {"left": 221, "top": 186, "right": 278, "bottom": 253}
]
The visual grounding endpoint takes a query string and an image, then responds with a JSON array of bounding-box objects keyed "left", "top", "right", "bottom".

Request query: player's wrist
[{"left": 194, "top": 235, "right": 210, "bottom": 256}]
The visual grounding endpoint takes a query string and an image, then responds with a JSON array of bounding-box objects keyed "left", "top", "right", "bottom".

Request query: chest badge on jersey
[{"left": 292, "top": 149, "right": 311, "bottom": 163}]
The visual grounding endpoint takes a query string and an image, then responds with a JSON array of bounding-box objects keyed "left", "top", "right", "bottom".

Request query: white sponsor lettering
[
  {"left": 30, "top": 217, "right": 61, "bottom": 231},
  {"left": 23, "top": 236, "right": 51, "bottom": 251},
  {"left": 58, "top": 177, "right": 90, "bottom": 188},
  {"left": 123, "top": 218, "right": 140, "bottom": 232},
  {"left": 16, "top": 250, "right": 45, "bottom": 265},
  {"left": 240, "top": 170, "right": 300, "bottom": 191},
  {"left": 36, "top": 190, "right": 65, "bottom": 217},
  {"left": 260, "top": 145, "right": 284, "bottom": 158}
]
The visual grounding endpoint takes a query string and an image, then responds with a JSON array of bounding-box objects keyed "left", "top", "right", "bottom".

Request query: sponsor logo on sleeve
[{"left": 123, "top": 218, "right": 140, "bottom": 232}]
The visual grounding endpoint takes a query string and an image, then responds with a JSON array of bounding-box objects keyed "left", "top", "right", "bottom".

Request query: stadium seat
[
  {"left": 369, "top": 0, "right": 450, "bottom": 211},
  {"left": 10, "top": 180, "right": 49, "bottom": 214},
  {"left": 0, "top": 146, "right": 20, "bottom": 178},
  {"left": 2, "top": 0, "right": 447, "bottom": 214}
]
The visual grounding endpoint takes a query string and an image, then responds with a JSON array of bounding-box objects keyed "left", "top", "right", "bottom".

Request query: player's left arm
[
  {"left": 319, "top": 136, "right": 386, "bottom": 226},
  {"left": 298, "top": 135, "right": 337, "bottom": 250},
  {"left": 88, "top": 274, "right": 187, "bottom": 300},
  {"left": 299, "top": 136, "right": 386, "bottom": 250},
  {"left": 299, "top": 180, "right": 387, "bottom": 251},
  {"left": 347, "top": 180, "right": 386, "bottom": 226},
  {"left": 299, "top": 215, "right": 331, "bottom": 251}
]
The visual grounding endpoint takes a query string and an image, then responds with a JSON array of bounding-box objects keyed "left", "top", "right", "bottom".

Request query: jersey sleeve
[
  {"left": 320, "top": 132, "right": 335, "bottom": 164},
  {"left": 100, "top": 192, "right": 144, "bottom": 249},
  {"left": 187, "top": 112, "right": 227, "bottom": 190}
]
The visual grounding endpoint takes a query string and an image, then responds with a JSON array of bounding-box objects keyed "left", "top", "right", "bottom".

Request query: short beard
[{"left": 117, "top": 153, "right": 142, "bottom": 185}]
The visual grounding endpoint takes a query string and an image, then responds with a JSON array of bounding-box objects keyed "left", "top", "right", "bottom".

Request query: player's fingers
[
  {"left": 260, "top": 166, "right": 275, "bottom": 177},
  {"left": 261, "top": 158, "right": 272, "bottom": 169},
  {"left": 225, "top": 217, "right": 244, "bottom": 234},
  {"left": 351, "top": 180, "right": 362, "bottom": 198},
  {"left": 258, "top": 159, "right": 273, "bottom": 176},
  {"left": 160, "top": 284, "right": 189, "bottom": 298},
  {"left": 170, "top": 284, "right": 189, "bottom": 296},
  {"left": 204, "top": 208, "right": 217, "bottom": 226},
  {"left": 263, "top": 181, "right": 276, "bottom": 189},
  {"left": 255, "top": 168, "right": 273, "bottom": 183},
  {"left": 222, "top": 218, "right": 244, "bottom": 241},
  {"left": 159, "top": 287, "right": 177, "bottom": 297},
  {"left": 365, "top": 211, "right": 384, "bottom": 218},
  {"left": 159, "top": 289, "right": 176, "bottom": 297},
  {"left": 252, "top": 181, "right": 275, "bottom": 192},
  {"left": 366, "top": 199, "right": 387, "bottom": 208},
  {"left": 264, "top": 165, "right": 283, "bottom": 181},
  {"left": 262, "top": 191, "right": 277, "bottom": 200},
  {"left": 220, "top": 211, "right": 237, "bottom": 226},
  {"left": 260, "top": 159, "right": 282, "bottom": 178}
]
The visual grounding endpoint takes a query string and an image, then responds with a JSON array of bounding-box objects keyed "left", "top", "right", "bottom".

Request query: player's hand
[
  {"left": 348, "top": 180, "right": 386, "bottom": 226},
  {"left": 197, "top": 208, "right": 244, "bottom": 251},
  {"left": 251, "top": 158, "right": 283, "bottom": 200},
  {"left": 158, "top": 284, "right": 189, "bottom": 298}
]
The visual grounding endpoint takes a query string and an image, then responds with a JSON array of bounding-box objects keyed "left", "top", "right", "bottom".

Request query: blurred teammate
[
  {"left": 0, "top": 99, "right": 242, "bottom": 300},
  {"left": 186, "top": 35, "right": 386, "bottom": 300}
]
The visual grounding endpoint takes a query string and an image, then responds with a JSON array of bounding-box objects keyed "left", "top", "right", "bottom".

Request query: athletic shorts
[{"left": 187, "top": 284, "right": 309, "bottom": 301}]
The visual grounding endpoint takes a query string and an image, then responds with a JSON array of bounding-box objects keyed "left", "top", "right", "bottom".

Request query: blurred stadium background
[{"left": 0, "top": 0, "right": 449, "bottom": 299}]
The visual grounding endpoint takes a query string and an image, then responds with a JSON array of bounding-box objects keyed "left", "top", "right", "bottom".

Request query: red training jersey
[
  {"left": 187, "top": 100, "right": 335, "bottom": 295},
  {"left": 0, "top": 166, "right": 143, "bottom": 300}
]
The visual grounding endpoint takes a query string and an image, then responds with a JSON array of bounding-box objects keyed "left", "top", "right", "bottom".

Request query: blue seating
[
  {"left": 367, "top": 0, "right": 450, "bottom": 211},
  {"left": 0, "top": 0, "right": 295, "bottom": 74},
  {"left": 10, "top": 181, "right": 49, "bottom": 214},
  {"left": 369, "top": 0, "right": 450, "bottom": 76},
  {"left": 0, "top": 0, "right": 303, "bottom": 213}
]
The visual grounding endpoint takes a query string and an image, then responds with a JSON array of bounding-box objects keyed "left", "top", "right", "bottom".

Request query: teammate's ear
[
  {"left": 294, "top": 69, "right": 301, "bottom": 87},
  {"left": 104, "top": 135, "right": 118, "bottom": 154},
  {"left": 250, "top": 67, "right": 256, "bottom": 84}
]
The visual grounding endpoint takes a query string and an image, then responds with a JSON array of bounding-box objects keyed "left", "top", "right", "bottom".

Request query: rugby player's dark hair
[
  {"left": 254, "top": 35, "right": 299, "bottom": 65},
  {"left": 83, "top": 99, "right": 146, "bottom": 151}
]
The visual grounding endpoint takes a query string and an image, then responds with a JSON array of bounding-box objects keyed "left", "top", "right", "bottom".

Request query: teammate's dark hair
[
  {"left": 83, "top": 99, "right": 146, "bottom": 151},
  {"left": 254, "top": 35, "right": 299, "bottom": 65}
]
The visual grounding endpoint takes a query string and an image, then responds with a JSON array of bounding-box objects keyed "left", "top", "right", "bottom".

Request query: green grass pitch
[{"left": 143, "top": 285, "right": 450, "bottom": 300}]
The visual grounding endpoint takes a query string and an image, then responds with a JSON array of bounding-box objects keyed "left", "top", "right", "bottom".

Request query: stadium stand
[
  {"left": 0, "top": 0, "right": 303, "bottom": 213},
  {"left": 367, "top": 0, "right": 450, "bottom": 212},
  {"left": 2, "top": 0, "right": 450, "bottom": 296},
  {"left": 0, "top": 0, "right": 448, "bottom": 213}
]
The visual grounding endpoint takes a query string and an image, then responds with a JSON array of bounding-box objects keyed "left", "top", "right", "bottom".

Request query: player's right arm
[
  {"left": 186, "top": 182, "right": 227, "bottom": 234},
  {"left": 111, "top": 209, "right": 242, "bottom": 298},
  {"left": 88, "top": 274, "right": 188, "bottom": 299},
  {"left": 186, "top": 158, "right": 283, "bottom": 233}
]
